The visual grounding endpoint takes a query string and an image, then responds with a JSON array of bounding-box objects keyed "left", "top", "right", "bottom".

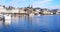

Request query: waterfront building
[
  {"left": 33, "top": 8, "right": 42, "bottom": 15},
  {"left": 19, "top": 8, "right": 26, "bottom": 13},
  {"left": 43, "top": 11, "right": 50, "bottom": 15},
  {"left": 56, "top": 9, "right": 60, "bottom": 14},
  {"left": 34, "top": 8, "right": 41, "bottom": 13},
  {"left": 19, "top": 8, "right": 27, "bottom": 16},
  {"left": 42, "top": 8, "right": 51, "bottom": 15},
  {"left": 0, "top": 5, "right": 19, "bottom": 17},
  {"left": 51, "top": 9, "right": 58, "bottom": 14},
  {"left": 0, "top": 5, "right": 10, "bottom": 14},
  {"left": 24, "top": 6, "right": 34, "bottom": 16},
  {"left": 0, "top": 5, "right": 60, "bottom": 16}
]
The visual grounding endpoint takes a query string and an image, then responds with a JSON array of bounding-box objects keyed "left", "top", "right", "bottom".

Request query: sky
[{"left": 0, "top": 0, "right": 60, "bottom": 9}]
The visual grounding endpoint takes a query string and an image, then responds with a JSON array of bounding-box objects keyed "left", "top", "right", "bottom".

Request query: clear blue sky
[{"left": 0, "top": 0, "right": 60, "bottom": 9}]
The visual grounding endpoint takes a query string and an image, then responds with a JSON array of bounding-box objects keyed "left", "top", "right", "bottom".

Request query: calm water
[{"left": 0, "top": 15, "right": 60, "bottom": 32}]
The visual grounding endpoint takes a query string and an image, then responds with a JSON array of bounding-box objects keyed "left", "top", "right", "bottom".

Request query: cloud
[
  {"left": 32, "top": 0, "right": 52, "bottom": 7},
  {"left": 8, "top": 0, "right": 28, "bottom": 7},
  {"left": 8, "top": 0, "right": 23, "bottom": 6},
  {"left": 46, "top": 6, "right": 60, "bottom": 9},
  {"left": 0, "top": 0, "right": 52, "bottom": 7},
  {"left": 32, "top": 0, "right": 60, "bottom": 9},
  {"left": 0, "top": 0, "right": 60, "bottom": 9},
  {"left": 0, "top": 0, "right": 27, "bottom": 7},
  {"left": 0, "top": 0, "right": 5, "bottom": 4}
]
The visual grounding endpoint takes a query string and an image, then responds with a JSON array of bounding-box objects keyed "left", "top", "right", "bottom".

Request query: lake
[{"left": 0, "top": 15, "right": 60, "bottom": 32}]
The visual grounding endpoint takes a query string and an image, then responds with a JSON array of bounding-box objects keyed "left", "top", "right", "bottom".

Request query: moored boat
[{"left": 4, "top": 14, "right": 11, "bottom": 25}]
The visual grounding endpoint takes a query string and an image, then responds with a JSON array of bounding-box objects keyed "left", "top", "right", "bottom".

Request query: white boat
[
  {"left": 37, "top": 14, "right": 40, "bottom": 16},
  {"left": 4, "top": 14, "right": 11, "bottom": 25},
  {"left": 29, "top": 13, "right": 34, "bottom": 17}
]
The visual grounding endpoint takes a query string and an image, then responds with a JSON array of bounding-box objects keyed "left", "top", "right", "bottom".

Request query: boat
[
  {"left": 37, "top": 14, "right": 40, "bottom": 16},
  {"left": 4, "top": 14, "right": 11, "bottom": 25},
  {"left": 29, "top": 13, "right": 34, "bottom": 17}
]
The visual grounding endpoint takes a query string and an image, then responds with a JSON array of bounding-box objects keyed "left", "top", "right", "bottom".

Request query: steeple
[{"left": 29, "top": 5, "right": 32, "bottom": 8}]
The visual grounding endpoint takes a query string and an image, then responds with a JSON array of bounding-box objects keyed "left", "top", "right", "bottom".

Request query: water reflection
[
  {"left": 0, "top": 15, "right": 60, "bottom": 32},
  {"left": 0, "top": 21, "right": 3, "bottom": 28}
]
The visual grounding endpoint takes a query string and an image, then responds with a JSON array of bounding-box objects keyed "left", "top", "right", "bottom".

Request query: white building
[
  {"left": 19, "top": 8, "right": 26, "bottom": 13},
  {"left": 56, "top": 10, "right": 60, "bottom": 14},
  {"left": 0, "top": 5, "right": 19, "bottom": 14}
]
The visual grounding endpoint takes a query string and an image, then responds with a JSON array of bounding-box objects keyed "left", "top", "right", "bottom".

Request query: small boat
[
  {"left": 29, "top": 13, "right": 34, "bottom": 17},
  {"left": 4, "top": 14, "right": 11, "bottom": 25},
  {"left": 37, "top": 14, "right": 40, "bottom": 16}
]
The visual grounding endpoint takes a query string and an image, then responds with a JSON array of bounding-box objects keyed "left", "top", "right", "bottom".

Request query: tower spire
[{"left": 29, "top": 5, "right": 32, "bottom": 8}]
